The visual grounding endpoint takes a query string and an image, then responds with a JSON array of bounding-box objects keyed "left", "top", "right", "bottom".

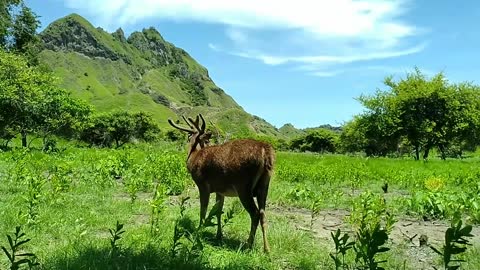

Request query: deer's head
[{"left": 168, "top": 114, "right": 212, "bottom": 158}]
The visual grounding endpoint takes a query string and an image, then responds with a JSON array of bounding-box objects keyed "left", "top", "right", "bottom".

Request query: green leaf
[{"left": 1, "top": 246, "right": 13, "bottom": 261}]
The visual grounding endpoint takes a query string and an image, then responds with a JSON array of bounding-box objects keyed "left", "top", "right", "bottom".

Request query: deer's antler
[
  {"left": 199, "top": 114, "right": 206, "bottom": 132},
  {"left": 188, "top": 114, "right": 205, "bottom": 133},
  {"left": 168, "top": 119, "right": 195, "bottom": 133},
  {"left": 182, "top": 115, "right": 195, "bottom": 130}
]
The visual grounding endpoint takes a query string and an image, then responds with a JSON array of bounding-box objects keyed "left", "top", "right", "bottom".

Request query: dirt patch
[{"left": 270, "top": 205, "right": 480, "bottom": 269}]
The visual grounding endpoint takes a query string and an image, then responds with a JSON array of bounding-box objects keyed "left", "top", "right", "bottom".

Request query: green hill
[{"left": 38, "top": 13, "right": 283, "bottom": 137}]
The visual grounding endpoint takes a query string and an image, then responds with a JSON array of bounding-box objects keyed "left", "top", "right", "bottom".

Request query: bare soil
[{"left": 270, "top": 204, "right": 480, "bottom": 269}]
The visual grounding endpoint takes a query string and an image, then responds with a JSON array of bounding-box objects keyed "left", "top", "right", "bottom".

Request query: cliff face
[{"left": 38, "top": 13, "right": 283, "bottom": 137}]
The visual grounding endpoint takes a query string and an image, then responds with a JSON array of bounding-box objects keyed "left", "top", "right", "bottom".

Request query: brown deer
[{"left": 168, "top": 114, "right": 274, "bottom": 253}]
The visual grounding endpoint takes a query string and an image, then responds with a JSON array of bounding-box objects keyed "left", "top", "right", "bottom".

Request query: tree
[
  {"left": 339, "top": 117, "right": 367, "bottom": 154},
  {"left": 0, "top": 0, "right": 22, "bottom": 47},
  {"left": 0, "top": 50, "right": 91, "bottom": 147},
  {"left": 80, "top": 111, "right": 160, "bottom": 147},
  {"left": 290, "top": 129, "right": 339, "bottom": 153},
  {"left": 1, "top": 1, "right": 40, "bottom": 49},
  {"left": 11, "top": 4, "right": 40, "bottom": 64},
  {"left": 356, "top": 68, "right": 480, "bottom": 160}
]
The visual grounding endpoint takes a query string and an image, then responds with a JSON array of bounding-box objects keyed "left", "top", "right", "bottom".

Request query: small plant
[
  {"left": 1, "top": 226, "right": 40, "bottom": 270},
  {"left": 353, "top": 222, "right": 390, "bottom": 270},
  {"left": 23, "top": 173, "right": 45, "bottom": 224},
  {"left": 431, "top": 216, "right": 474, "bottom": 270},
  {"left": 49, "top": 162, "right": 73, "bottom": 195},
  {"left": 171, "top": 196, "right": 190, "bottom": 258},
  {"left": 171, "top": 196, "right": 204, "bottom": 261},
  {"left": 108, "top": 221, "right": 125, "bottom": 258},
  {"left": 310, "top": 196, "right": 322, "bottom": 230},
  {"left": 286, "top": 184, "right": 315, "bottom": 202},
  {"left": 331, "top": 191, "right": 395, "bottom": 270},
  {"left": 123, "top": 164, "right": 148, "bottom": 203},
  {"left": 222, "top": 201, "right": 243, "bottom": 229},
  {"left": 149, "top": 183, "right": 166, "bottom": 235},
  {"left": 329, "top": 229, "right": 355, "bottom": 270},
  {"left": 425, "top": 176, "right": 445, "bottom": 192}
]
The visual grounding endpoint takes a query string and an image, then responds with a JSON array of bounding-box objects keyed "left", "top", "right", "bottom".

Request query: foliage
[
  {"left": 1, "top": 226, "right": 39, "bottom": 270},
  {"left": 80, "top": 111, "right": 160, "bottom": 147},
  {"left": 356, "top": 68, "right": 480, "bottom": 160},
  {"left": 2, "top": 146, "right": 480, "bottom": 269},
  {"left": 290, "top": 128, "right": 339, "bottom": 153},
  {"left": 330, "top": 229, "right": 355, "bottom": 270},
  {"left": 170, "top": 196, "right": 205, "bottom": 264},
  {"left": 108, "top": 221, "right": 125, "bottom": 259},
  {"left": 431, "top": 216, "right": 474, "bottom": 270},
  {"left": 149, "top": 183, "right": 167, "bottom": 235},
  {"left": 0, "top": 50, "right": 92, "bottom": 147},
  {"left": 1, "top": 0, "right": 40, "bottom": 57},
  {"left": 328, "top": 192, "right": 395, "bottom": 270}
]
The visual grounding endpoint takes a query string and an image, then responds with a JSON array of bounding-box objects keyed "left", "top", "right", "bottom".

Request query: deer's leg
[
  {"left": 238, "top": 192, "right": 260, "bottom": 249},
  {"left": 215, "top": 193, "right": 225, "bottom": 240},
  {"left": 198, "top": 186, "right": 210, "bottom": 227},
  {"left": 256, "top": 174, "right": 271, "bottom": 253}
]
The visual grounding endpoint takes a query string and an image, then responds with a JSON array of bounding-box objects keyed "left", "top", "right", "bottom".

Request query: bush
[
  {"left": 80, "top": 111, "right": 160, "bottom": 147},
  {"left": 290, "top": 129, "right": 339, "bottom": 153}
]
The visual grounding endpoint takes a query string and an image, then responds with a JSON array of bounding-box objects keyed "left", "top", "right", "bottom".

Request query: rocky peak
[
  {"left": 40, "top": 14, "right": 122, "bottom": 62},
  {"left": 112, "top": 27, "right": 127, "bottom": 43}
]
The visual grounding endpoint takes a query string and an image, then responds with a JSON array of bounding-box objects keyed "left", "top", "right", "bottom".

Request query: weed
[
  {"left": 108, "top": 221, "right": 125, "bottom": 259},
  {"left": 1, "top": 226, "right": 39, "bottom": 270},
  {"left": 431, "top": 215, "right": 474, "bottom": 270},
  {"left": 310, "top": 196, "right": 322, "bottom": 230},
  {"left": 149, "top": 182, "right": 167, "bottom": 235},
  {"left": 171, "top": 196, "right": 204, "bottom": 262},
  {"left": 329, "top": 229, "right": 355, "bottom": 270}
]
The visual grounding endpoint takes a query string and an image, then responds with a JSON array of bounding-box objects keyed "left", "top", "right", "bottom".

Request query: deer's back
[{"left": 187, "top": 139, "right": 275, "bottom": 188}]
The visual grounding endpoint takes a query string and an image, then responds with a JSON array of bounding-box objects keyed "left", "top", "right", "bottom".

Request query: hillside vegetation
[{"left": 38, "top": 14, "right": 284, "bottom": 136}]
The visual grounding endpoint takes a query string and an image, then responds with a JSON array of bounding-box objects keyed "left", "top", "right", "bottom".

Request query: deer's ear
[{"left": 204, "top": 132, "right": 212, "bottom": 140}]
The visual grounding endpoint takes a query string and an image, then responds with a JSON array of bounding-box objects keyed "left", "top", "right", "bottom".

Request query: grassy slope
[{"left": 40, "top": 50, "right": 177, "bottom": 125}]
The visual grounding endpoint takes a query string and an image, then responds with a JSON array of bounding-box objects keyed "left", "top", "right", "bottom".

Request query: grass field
[{"left": 1, "top": 143, "right": 479, "bottom": 269}]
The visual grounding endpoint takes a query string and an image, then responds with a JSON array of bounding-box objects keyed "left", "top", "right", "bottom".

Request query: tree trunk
[
  {"left": 438, "top": 145, "right": 447, "bottom": 160},
  {"left": 21, "top": 130, "right": 27, "bottom": 147},
  {"left": 423, "top": 147, "right": 430, "bottom": 160},
  {"left": 414, "top": 145, "right": 420, "bottom": 160}
]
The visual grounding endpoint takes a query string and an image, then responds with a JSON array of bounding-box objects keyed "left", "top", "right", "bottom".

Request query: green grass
[{"left": 0, "top": 144, "right": 479, "bottom": 269}]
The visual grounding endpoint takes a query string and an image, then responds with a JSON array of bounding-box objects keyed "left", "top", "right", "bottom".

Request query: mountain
[
  {"left": 279, "top": 123, "right": 343, "bottom": 139},
  {"left": 38, "top": 14, "right": 283, "bottom": 138},
  {"left": 279, "top": 123, "right": 306, "bottom": 138}
]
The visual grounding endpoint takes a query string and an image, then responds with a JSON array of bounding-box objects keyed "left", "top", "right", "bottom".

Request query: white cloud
[
  {"left": 219, "top": 42, "right": 426, "bottom": 66},
  {"left": 310, "top": 70, "right": 342, "bottom": 77},
  {"left": 207, "top": 43, "right": 220, "bottom": 51},
  {"left": 64, "top": 0, "right": 426, "bottom": 75}
]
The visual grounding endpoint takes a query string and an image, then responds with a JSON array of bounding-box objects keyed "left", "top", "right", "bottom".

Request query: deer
[{"left": 168, "top": 114, "right": 275, "bottom": 253}]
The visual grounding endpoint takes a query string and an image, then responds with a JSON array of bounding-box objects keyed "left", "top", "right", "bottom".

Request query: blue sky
[{"left": 26, "top": 0, "right": 480, "bottom": 129}]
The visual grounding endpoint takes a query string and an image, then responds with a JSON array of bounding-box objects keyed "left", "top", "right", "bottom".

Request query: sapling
[
  {"left": 1, "top": 226, "right": 39, "bottom": 270},
  {"left": 431, "top": 215, "right": 474, "bottom": 270}
]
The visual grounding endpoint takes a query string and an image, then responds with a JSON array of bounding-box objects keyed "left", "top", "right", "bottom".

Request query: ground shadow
[
  {"left": 201, "top": 230, "right": 245, "bottom": 252},
  {"left": 177, "top": 215, "right": 246, "bottom": 252},
  {"left": 42, "top": 243, "right": 258, "bottom": 270}
]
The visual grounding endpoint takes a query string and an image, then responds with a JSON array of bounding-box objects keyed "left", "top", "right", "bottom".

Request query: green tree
[
  {"left": 339, "top": 117, "right": 368, "bottom": 154},
  {"left": 0, "top": 0, "right": 22, "bottom": 47},
  {"left": 0, "top": 50, "right": 90, "bottom": 147},
  {"left": 11, "top": 3, "right": 40, "bottom": 64},
  {"left": 290, "top": 129, "right": 339, "bottom": 153},
  {"left": 1, "top": 1, "right": 40, "bottom": 58},
  {"left": 357, "top": 68, "right": 480, "bottom": 160},
  {"left": 80, "top": 111, "right": 160, "bottom": 147}
]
